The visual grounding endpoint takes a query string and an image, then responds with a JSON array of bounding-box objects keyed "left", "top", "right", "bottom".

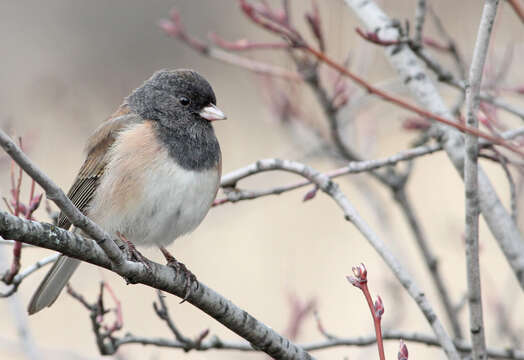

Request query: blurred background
[{"left": 1, "top": 1, "right": 524, "bottom": 359}]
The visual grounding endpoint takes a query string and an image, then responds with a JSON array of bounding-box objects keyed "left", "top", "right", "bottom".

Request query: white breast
[
  {"left": 132, "top": 162, "right": 219, "bottom": 246},
  {"left": 87, "top": 122, "right": 219, "bottom": 247}
]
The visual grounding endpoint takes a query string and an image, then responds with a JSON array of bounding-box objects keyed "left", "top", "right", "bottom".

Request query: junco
[{"left": 28, "top": 69, "right": 226, "bottom": 315}]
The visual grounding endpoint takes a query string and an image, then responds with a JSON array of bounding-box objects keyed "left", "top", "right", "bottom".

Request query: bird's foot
[
  {"left": 117, "top": 232, "right": 151, "bottom": 271},
  {"left": 160, "top": 247, "right": 198, "bottom": 303}
]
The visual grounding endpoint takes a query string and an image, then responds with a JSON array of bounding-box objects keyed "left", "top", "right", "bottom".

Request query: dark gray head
[
  {"left": 127, "top": 69, "right": 226, "bottom": 170},
  {"left": 127, "top": 69, "right": 226, "bottom": 127}
]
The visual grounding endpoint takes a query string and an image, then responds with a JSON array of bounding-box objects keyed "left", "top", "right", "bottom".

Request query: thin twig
[
  {"left": 302, "top": 45, "right": 524, "bottom": 156},
  {"left": 159, "top": 10, "right": 301, "bottom": 81},
  {"left": 427, "top": 6, "right": 467, "bottom": 79},
  {"left": 110, "top": 329, "right": 524, "bottom": 358},
  {"left": 393, "top": 189, "right": 463, "bottom": 339},
  {"left": 414, "top": 0, "right": 427, "bottom": 44},
  {"left": 507, "top": 0, "right": 524, "bottom": 23},
  {"left": 0, "top": 254, "right": 59, "bottom": 298},
  {"left": 153, "top": 290, "right": 194, "bottom": 347},
  {"left": 347, "top": 264, "right": 385, "bottom": 360},
  {"left": 217, "top": 126, "right": 524, "bottom": 205}
]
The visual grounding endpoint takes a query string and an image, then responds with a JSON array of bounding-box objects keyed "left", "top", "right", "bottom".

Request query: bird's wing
[{"left": 58, "top": 106, "right": 142, "bottom": 229}]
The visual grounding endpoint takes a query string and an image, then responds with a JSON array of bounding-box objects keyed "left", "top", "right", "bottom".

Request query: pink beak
[{"left": 199, "top": 104, "right": 227, "bottom": 121}]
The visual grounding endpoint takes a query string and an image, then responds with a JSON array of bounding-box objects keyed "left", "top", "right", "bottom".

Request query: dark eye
[{"left": 179, "top": 96, "right": 190, "bottom": 106}]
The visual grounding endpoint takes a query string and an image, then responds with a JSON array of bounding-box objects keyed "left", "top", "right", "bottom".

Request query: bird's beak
[{"left": 199, "top": 104, "right": 227, "bottom": 121}]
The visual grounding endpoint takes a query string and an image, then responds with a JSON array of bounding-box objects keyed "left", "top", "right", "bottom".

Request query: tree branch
[
  {"left": 217, "top": 126, "right": 524, "bottom": 205},
  {"left": 222, "top": 158, "right": 460, "bottom": 359},
  {"left": 159, "top": 10, "right": 300, "bottom": 81},
  {"left": 507, "top": 0, "right": 524, "bottom": 23},
  {"left": 393, "top": 189, "right": 463, "bottom": 339},
  {"left": 413, "top": 0, "right": 427, "bottom": 45},
  {"left": 464, "top": 1, "right": 498, "bottom": 358},
  {"left": 0, "top": 210, "right": 314, "bottom": 360},
  {"left": 344, "top": 0, "right": 524, "bottom": 291},
  {"left": 110, "top": 329, "right": 524, "bottom": 359},
  {"left": 0, "top": 251, "right": 58, "bottom": 298}
]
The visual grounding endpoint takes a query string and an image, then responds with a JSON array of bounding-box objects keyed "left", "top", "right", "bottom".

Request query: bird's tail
[{"left": 27, "top": 255, "right": 80, "bottom": 315}]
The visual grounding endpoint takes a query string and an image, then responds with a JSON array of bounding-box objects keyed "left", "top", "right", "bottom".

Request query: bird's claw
[
  {"left": 160, "top": 247, "right": 199, "bottom": 303},
  {"left": 117, "top": 231, "right": 152, "bottom": 271}
]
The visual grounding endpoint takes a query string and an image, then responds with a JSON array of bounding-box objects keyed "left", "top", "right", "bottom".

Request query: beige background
[{"left": 1, "top": 1, "right": 523, "bottom": 359}]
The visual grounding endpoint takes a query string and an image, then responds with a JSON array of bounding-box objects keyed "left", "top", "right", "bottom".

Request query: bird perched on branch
[{"left": 28, "top": 69, "right": 226, "bottom": 314}]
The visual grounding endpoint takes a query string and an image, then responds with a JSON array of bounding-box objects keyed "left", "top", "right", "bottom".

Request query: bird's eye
[{"left": 179, "top": 96, "right": 190, "bottom": 106}]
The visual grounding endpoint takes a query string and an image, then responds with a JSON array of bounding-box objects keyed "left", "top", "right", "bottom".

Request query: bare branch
[
  {"left": 463, "top": 2, "right": 498, "bottom": 358},
  {"left": 222, "top": 158, "right": 459, "bottom": 359},
  {"left": 111, "top": 330, "right": 524, "bottom": 358},
  {"left": 153, "top": 290, "right": 195, "bottom": 347},
  {"left": 0, "top": 253, "right": 58, "bottom": 298},
  {"left": 393, "top": 190, "right": 463, "bottom": 339},
  {"left": 159, "top": 10, "right": 301, "bottom": 81},
  {"left": 507, "top": 0, "right": 524, "bottom": 23},
  {"left": 413, "top": 0, "right": 427, "bottom": 45},
  {"left": 0, "top": 210, "right": 314, "bottom": 359},
  {"left": 217, "top": 126, "right": 524, "bottom": 205},
  {"left": 347, "top": 263, "right": 385, "bottom": 360},
  {"left": 344, "top": 0, "right": 524, "bottom": 291},
  {"left": 482, "top": 151, "right": 518, "bottom": 221}
]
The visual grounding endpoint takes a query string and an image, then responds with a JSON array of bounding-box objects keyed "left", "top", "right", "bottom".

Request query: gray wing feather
[{"left": 28, "top": 110, "right": 142, "bottom": 315}]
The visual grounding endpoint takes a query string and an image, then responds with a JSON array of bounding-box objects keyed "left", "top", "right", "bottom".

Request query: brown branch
[
  {"left": 507, "top": 0, "right": 524, "bottom": 23},
  {"left": 347, "top": 263, "right": 385, "bottom": 360},
  {"left": 355, "top": 27, "right": 400, "bottom": 46},
  {"left": 159, "top": 9, "right": 301, "bottom": 81},
  {"left": 224, "top": 1, "right": 523, "bottom": 155},
  {"left": 208, "top": 32, "right": 289, "bottom": 51},
  {"left": 303, "top": 45, "right": 524, "bottom": 156}
]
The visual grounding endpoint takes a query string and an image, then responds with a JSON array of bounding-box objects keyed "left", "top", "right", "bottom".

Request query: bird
[{"left": 28, "top": 69, "right": 226, "bottom": 315}]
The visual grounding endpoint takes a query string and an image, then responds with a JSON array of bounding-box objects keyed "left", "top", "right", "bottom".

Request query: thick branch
[{"left": 0, "top": 211, "right": 313, "bottom": 360}]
